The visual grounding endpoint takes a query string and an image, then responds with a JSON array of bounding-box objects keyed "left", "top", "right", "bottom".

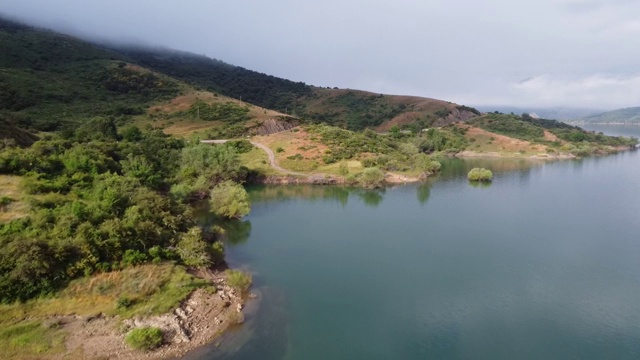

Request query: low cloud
[{"left": 512, "top": 74, "right": 640, "bottom": 109}]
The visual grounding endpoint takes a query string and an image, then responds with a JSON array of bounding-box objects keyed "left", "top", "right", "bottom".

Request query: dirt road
[{"left": 200, "top": 139, "right": 308, "bottom": 177}]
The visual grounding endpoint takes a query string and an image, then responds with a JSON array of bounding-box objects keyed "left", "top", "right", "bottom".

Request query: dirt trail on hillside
[{"left": 201, "top": 139, "right": 308, "bottom": 177}]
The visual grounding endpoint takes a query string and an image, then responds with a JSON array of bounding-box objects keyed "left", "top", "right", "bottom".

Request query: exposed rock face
[
  {"left": 434, "top": 109, "right": 479, "bottom": 126},
  {"left": 253, "top": 117, "right": 300, "bottom": 135}
]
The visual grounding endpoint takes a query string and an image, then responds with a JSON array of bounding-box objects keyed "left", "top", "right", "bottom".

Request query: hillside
[
  {"left": 296, "top": 88, "right": 479, "bottom": 131},
  {"left": 0, "top": 17, "right": 294, "bottom": 141},
  {"left": 112, "top": 45, "right": 480, "bottom": 131},
  {"left": 578, "top": 107, "right": 640, "bottom": 124}
]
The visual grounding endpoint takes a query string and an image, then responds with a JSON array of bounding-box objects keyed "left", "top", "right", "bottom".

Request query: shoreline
[
  {"left": 53, "top": 269, "right": 247, "bottom": 360},
  {"left": 249, "top": 145, "right": 637, "bottom": 186}
]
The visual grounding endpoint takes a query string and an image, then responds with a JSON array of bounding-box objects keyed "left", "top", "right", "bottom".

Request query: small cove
[{"left": 188, "top": 125, "right": 640, "bottom": 360}]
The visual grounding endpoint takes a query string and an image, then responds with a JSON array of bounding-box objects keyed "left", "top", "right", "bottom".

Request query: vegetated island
[{"left": 0, "top": 16, "right": 638, "bottom": 360}]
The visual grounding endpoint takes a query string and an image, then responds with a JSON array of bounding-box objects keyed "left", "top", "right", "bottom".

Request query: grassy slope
[
  {"left": 109, "top": 44, "right": 481, "bottom": 132},
  {"left": 297, "top": 88, "right": 479, "bottom": 131},
  {"left": 579, "top": 106, "right": 640, "bottom": 124}
]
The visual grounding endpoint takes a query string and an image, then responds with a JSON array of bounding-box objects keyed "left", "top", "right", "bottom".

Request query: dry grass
[
  {"left": 316, "top": 160, "right": 364, "bottom": 176},
  {"left": 253, "top": 127, "right": 330, "bottom": 165},
  {"left": 0, "top": 175, "right": 28, "bottom": 223},
  {"left": 0, "top": 264, "right": 210, "bottom": 325},
  {"left": 142, "top": 90, "right": 286, "bottom": 138},
  {"left": 239, "top": 147, "right": 277, "bottom": 175},
  {"left": 461, "top": 125, "right": 548, "bottom": 156}
]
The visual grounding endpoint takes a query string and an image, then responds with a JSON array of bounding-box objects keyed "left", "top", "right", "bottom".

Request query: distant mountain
[
  {"left": 474, "top": 106, "right": 603, "bottom": 121},
  {"left": 577, "top": 107, "right": 640, "bottom": 124}
]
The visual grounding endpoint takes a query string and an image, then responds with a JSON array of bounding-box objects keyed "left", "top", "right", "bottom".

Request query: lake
[{"left": 188, "top": 125, "right": 640, "bottom": 360}]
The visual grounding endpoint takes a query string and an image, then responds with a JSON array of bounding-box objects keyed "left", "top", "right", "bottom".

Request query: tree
[
  {"left": 209, "top": 181, "right": 250, "bottom": 219},
  {"left": 175, "top": 227, "right": 211, "bottom": 267}
]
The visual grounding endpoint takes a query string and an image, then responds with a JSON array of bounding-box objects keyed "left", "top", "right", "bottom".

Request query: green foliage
[
  {"left": 468, "top": 168, "right": 493, "bottom": 182},
  {"left": 210, "top": 181, "right": 250, "bottom": 219},
  {"left": 125, "top": 327, "right": 163, "bottom": 350},
  {"left": 120, "top": 47, "right": 312, "bottom": 113},
  {"left": 175, "top": 227, "right": 211, "bottom": 268},
  {"left": 456, "top": 105, "right": 481, "bottom": 115},
  {"left": 179, "top": 144, "right": 244, "bottom": 185},
  {"left": 0, "top": 19, "right": 180, "bottom": 132},
  {"left": 186, "top": 100, "right": 250, "bottom": 123},
  {"left": 414, "top": 153, "right": 441, "bottom": 174},
  {"left": 434, "top": 108, "right": 451, "bottom": 118},
  {"left": 338, "top": 162, "right": 349, "bottom": 176},
  {"left": 301, "top": 91, "right": 408, "bottom": 130},
  {"left": 121, "top": 125, "right": 143, "bottom": 142},
  {"left": 224, "top": 139, "right": 253, "bottom": 154},
  {"left": 226, "top": 269, "right": 252, "bottom": 292},
  {"left": 308, "top": 124, "right": 395, "bottom": 162},
  {"left": 0, "top": 129, "right": 240, "bottom": 303},
  {"left": 0, "top": 196, "right": 13, "bottom": 208},
  {"left": 416, "top": 127, "right": 468, "bottom": 153},
  {"left": 0, "top": 321, "right": 65, "bottom": 357},
  {"left": 360, "top": 167, "right": 385, "bottom": 188},
  {"left": 469, "top": 113, "right": 544, "bottom": 141}
]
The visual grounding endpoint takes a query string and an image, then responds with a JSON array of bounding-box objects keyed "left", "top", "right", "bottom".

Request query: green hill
[
  {"left": 579, "top": 107, "right": 640, "bottom": 124},
  {"left": 112, "top": 46, "right": 480, "bottom": 131}
]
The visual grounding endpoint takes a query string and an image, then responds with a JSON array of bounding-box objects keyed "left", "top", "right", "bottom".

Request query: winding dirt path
[{"left": 200, "top": 139, "right": 308, "bottom": 177}]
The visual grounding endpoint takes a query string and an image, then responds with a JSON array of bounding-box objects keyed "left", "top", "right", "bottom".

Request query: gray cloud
[{"left": 1, "top": 0, "right": 639, "bottom": 110}]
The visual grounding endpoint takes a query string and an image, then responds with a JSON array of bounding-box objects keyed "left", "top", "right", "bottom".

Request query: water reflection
[
  {"left": 357, "top": 189, "right": 384, "bottom": 207},
  {"left": 416, "top": 183, "right": 431, "bottom": 205},
  {"left": 220, "top": 219, "right": 252, "bottom": 245},
  {"left": 468, "top": 181, "right": 492, "bottom": 188},
  {"left": 438, "top": 156, "right": 542, "bottom": 182}
]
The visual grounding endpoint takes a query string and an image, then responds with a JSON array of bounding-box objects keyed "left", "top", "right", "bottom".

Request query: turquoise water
[{"left": 189, "top": 125, "right": 640, "bottom": 360}]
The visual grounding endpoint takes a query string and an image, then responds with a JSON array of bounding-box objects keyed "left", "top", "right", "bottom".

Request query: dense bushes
[
  {"left": 0, "top": 128, "right": 248, "bottom": 303},
  {"left": 186, "top": 100, "right": 250, "bottom": 123},
  {"left": 468, "top": 168, "right": 493, "bottom": 182}
]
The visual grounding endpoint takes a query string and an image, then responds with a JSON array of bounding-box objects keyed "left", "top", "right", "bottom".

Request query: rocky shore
[{"left": 53, "top": 271, "right": 246, "bottom": 359}]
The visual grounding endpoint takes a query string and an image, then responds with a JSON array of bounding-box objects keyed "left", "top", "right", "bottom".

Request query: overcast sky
[{"left": 2, "top": 0, "right": 640, "bottom": 110}]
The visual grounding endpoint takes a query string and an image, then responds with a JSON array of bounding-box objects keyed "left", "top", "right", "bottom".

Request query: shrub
[
  {"left": 338, "top": 162, "right": 349, "bottom": 176},
  {"left": 226, "top": 269, "right": 252, "bottom": 292},
  {"left": 276, "top": 147, "right": 284, "bottom": 153},
  {"left": 125, "top": 327, "right": 163, "bottom": 350},
  {"left": 116, "top": 296, "right": 135, "bottom": 310},
  {"left": 209, "top": 181, "right": 250, "bottom": 219},
  {"left": 0, "top": 196, "right": 13, "bottom": 208},
  {"left": 360, "top": 167, "right": 385, "bottom": 188},
  {"left": 467, "top": 168, "right": 493, "bottom": 182}
]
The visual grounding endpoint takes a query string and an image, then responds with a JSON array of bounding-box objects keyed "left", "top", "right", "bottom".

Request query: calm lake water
[{"left": 188, "top": 125, "right": 640, "bottom": 360}]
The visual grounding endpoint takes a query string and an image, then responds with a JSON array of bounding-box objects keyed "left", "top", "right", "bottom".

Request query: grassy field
[
  {"left": 240, "top": 146, "right": 277, "bottom": 175},
  {"left": 0, "top": 175, "right": 28, "bottom": 223}
]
